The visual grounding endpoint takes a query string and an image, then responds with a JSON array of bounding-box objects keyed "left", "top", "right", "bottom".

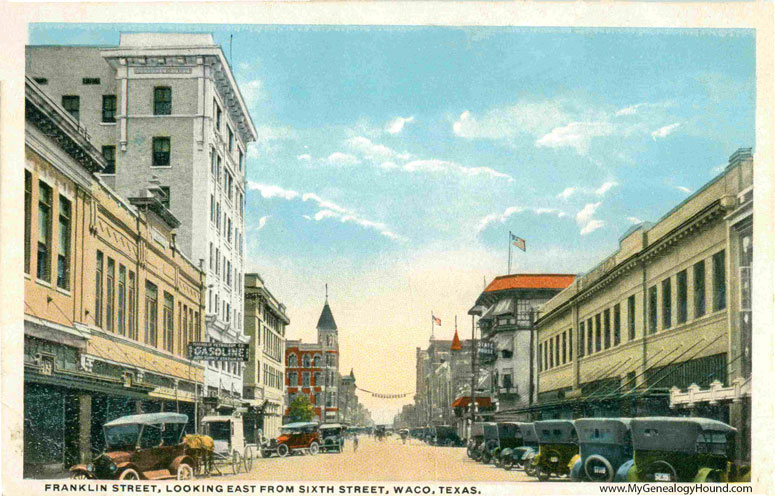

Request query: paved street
[{"left": 220, "top": 437, "right": 534, "bottom": 481}]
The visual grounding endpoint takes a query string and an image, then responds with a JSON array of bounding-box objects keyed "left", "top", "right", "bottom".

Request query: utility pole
[{"left": 470, "top": 314, "right": 477, "bottom": 436}]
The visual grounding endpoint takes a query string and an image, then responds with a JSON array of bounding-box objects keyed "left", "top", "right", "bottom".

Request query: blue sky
[{"left": 30, "top": 24, "right": 755, "bottom": 423}]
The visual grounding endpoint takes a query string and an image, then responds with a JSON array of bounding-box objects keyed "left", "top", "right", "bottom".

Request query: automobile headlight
[
  {"left": 86, "top": 464, "right": 94, "bottom": 472},
  {"left": 109, "top": 463, "right": 117, "bottom": 473}
]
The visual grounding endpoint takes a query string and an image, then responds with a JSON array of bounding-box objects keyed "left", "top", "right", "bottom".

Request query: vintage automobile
[
  {"left": 399, "top": 428, "right": 409, "bottom": 444},
  {"left": 570, "top": 418, "right": 633, "bottom": 482},
  {"left": 625, "top": 417, "right": 739, "bottom": 482},
  {"left": 69, "top": 413, "right": 196, "bottom": 480},
  {"left": 533, "top": 420, "right": 580, "bottom": 481},
  {"left": 200, "top": 415, "right": 255, "bottom": 474},
  {"left": 319, "top": 423, "right": 347, "bottom": 453},
  {"left": 431, "top": 425, "right": 463, "bottom": 447},
  {"left": 498, "top": 422, "right": 539, "bottom": 471},
  {"left": 467, "top": 423, "right": 485, "bottom": 460},
  {"left": 479, "top": 422, "right": 500, "bottom": 464},
  {"left": 261, "top": 422, "right": 320, "bottom": 458}
]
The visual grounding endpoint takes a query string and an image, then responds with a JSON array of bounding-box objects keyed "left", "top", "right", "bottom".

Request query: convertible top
[
  {"left": 631, "top": 417, "right": 736, "bottom": 452},
  {"left": 574, "top": 418, "right": 633, "bottom": 444},
  {"left": 201, "top": 415, "right": 236, "bottom": 423},
  {"left": 282, "top": 421, "right": 319, "bottom": 429},
  {"left": 104, "top": 413, "right": 188, "bottom": 427},
  {"left": 319, "top": 423, "right": 345, "bottom": 430},
  {"left": 534, "top": 420, "right": 577, "bottom": 444}
]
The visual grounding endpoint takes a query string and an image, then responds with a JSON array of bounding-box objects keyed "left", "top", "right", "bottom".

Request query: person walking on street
[{"left": 353, "top": 434, "right": 359, "bottom": 453}]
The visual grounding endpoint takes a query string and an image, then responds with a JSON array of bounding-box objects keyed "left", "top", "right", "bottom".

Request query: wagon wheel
[
  {"left": 231, "top": 450, "right": 242, "bottom": 474},
  {"left": 243, "top": 446, "right": 254, "bottom": 472}
]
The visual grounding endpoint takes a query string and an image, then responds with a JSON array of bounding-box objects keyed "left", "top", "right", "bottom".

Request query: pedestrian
[{"left": 353, "top": 434, "right": 359, "bottom": 453}]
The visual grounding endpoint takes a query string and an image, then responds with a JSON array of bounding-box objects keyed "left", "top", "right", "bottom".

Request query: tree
[{"left": 288, "top": 395, "right": 315, "bottom": 422}]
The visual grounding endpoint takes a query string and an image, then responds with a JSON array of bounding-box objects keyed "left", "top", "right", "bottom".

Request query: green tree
[{"left": 288, "top": 395, "right": 315, "bottom": 422}]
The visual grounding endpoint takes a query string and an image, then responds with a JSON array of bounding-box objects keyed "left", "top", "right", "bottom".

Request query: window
[
  {"left": 302, "top": 372, "right": 310, "bottom": 387},
  {"left": 239, "top": 150, "right": 244, "bottom": 172},
  {"left": 56, "top": 196, "right": 71, "bottom": 290},
  {"left": 106, "top": 259, "right": 115, "bottom": 332},
  {"left": 216, "top": 203, "right": 221, "bottom": 232},
  {"left": 227, "top": 218, "right": 232, "bottom": 244},
  {"left": 163, "top": 293, "right": 174, "bottom": 352},
  {"left": 288, "top": 371, "right": 298, "bottom": 386},
  {"left": 613, "top": 304, "right": 621, "bottom": 346},
  {"left": 569, "top": 327, "right": 573, "bottom": 362},
  {"left": 211, "top": 150, "right": 217, "bottom": 177},
  {"left": 555, "top": 335, "right": 560, "bottom": 366},
  {"left": 662, "top": 278, "right": 672, "bottom": 329},
  {"left": 713, "top": 250, "right": 726, "bottom": 311},
  {"left": 604, "top": 309, "right": 611, "bottom": 349},
  {"left": 117, "top": 265, "right": 126, "bottom": 335},
  {"left": 209, "top": 242, "right": 214, "bottom": 269},
  {"left": 648, "top": 285, "right": 657, "bottom": 333},
  {"left": 677, "top": 270, "right": 688, "bottom": 324},
  {"left": 694, "top": 260, "right": 706, "bottom": 318},
  {"left": 226, "top": 171, "right": 233, "bottom": 201},
  {"left": 145, "top": 281, "right": 158, "bottom": 347},
  {"left": 159, "top": 187, "right": 170, "bottom": 209},
  {"left": 33, "top": 77, "right": 48, "bottom": 85},
  {"left": 128, "top": 271, "right": 136, "bottom": 339},
  {"left": 595, "top": 314, "right": 601, "bottom": 352},
  {"left": 228, "top": 127, "right": 234, "bottom": 151},
  {"left": 543, "top": 342, "right": 548, "bottom": 371},
  {"left": 587, "top": 318, "right": 593, "bottom": 355},
  {"left": 61, "top": 96, "right": 79, "bottom": 120},
  {"left": 288, "top": 353, "right": 297, "bottom": 367},
  {"left": 82, "top": 77, "right": 100, "bottom": 85},
  {"left": 561, "top": 332, "right": 567, "bottom": 364},
  {"left": 95, "top": 251, "right": 104, "bottom": 327},
  {"left": 102, "top": 95, "right": 116, "bottom": 123},
  {"left": 214, "top": 100, "right": 222, "bottom": 130},
  {"left": 24, "top": 171, "right": 31, "bottom": 273},
  {"left": 303, "top": 354, "right": 311, "bottom": 368},
  {"left": 154, "top": 87, "right": 172, "bottom": 115},
  {"left": 152, "top": 137, "right": 170, "bottom": 166},
  {"left": 37, "top": 181, "right": 52, "bottom": 281},
  {"left": 579, "top": 322, "right": 585, "bottom": 358},
  {"left": 215, "top": 248, "right": 220, "bottom": 275},
  {"left": 102, "top": 146, "right": 116, "bottom": 174},
  {"left": 216, "top": 155, "right": 222, "bottom": 184}
]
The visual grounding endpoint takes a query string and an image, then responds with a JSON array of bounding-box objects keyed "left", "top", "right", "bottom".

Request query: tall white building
[{"left": 27, "top": 33, "right": 257, "bottom": 406}]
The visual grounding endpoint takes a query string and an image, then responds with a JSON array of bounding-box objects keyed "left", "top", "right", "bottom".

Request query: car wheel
[
  {"left": 70, "top": 471, "right": 90, "bottom": 480},
  {"left": 537, "top": 467, "right": 550, "bottom": 481},
  {"left": 502, "top": 458, "right": 514, "bottom": 471},
  {"left": 277, "top": 444, "right": 290, "bottom": 458},
  {"left": 176, "top": 463, "right": 194, "bottom": 480},
  {"left": 585, "top": 455, "right": 614, "bottom": 482},
  {"left": 309, "top": 442, "right": 320, "bottom": 456},
  {"left": 119, "top": 468, "right": 140, "bottom": 480}
]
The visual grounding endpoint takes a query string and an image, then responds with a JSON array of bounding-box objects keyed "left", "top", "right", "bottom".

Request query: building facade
[
  {"left": 284, "top": 298, "right": 340, "bottom": 423},
  {"left": 243, "top": 273, "right": 289, "bottom": 439},
  {"left": 533, "top": 148, "right": 753, "bottom": 463},
  {"left": 27, "top": 33, "right": 257, "bottom": 407},
  {"left": 24, "top": 78, "right": 205, "bottom": 477},
  {"left": 469, "top": 274, "right": 576, "bottom": 416}
]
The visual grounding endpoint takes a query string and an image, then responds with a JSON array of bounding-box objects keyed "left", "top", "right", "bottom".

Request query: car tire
[
  {"left": 537, "top": 467, "right": 550, "bottom": 481},
  {"left": 585, "top": 455, "right": 614, "bottom": 482},
  {"left": 502, "top": 458, "right": 513, "bottom": 471},
  {"left": 309, "top": 442, "right": 320, "bottom": 456},
  {"left": 176, "top": 463, "right": 194, "bottom": 480},
  {"left": 70, "top": 470, "right": 90, "bottom": 480},
  {"left": 277, "top": 444, "right": 290, "bottom": 458},
  {"left": 119, "top": 468, "right": 140, "bottom": 480}
]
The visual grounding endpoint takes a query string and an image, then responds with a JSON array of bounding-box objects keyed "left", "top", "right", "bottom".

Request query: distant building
[
  {"left": 243, "top": 273, "right": 289, "bottom": 440},
  {"left": 533, "top": 148, "right": 752, "bottom": 463},
  {"left": 338, "top": 369, "right": 357, "bottom": 424},
  {"left": 27, "top": 33, "right": 257, "bottom": 408},
  {"left": 284, "top": 297, "right": 340, "bottom": 423}
]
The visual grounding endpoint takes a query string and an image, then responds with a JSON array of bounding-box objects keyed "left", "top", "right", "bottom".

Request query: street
[{"left": 221, "top": 437, "right": 535, "bottom": 481}]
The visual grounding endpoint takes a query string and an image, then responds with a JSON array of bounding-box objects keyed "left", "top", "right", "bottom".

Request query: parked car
[
  {"left": 570, "top": 418, "right": 633, "bottom": 482},
  {"left": 262, "top": 422, "right": 320, "bottom": 458},
  {"left": 626, "top": 417, "right": 740, "bottom": 482},
  {"left": 467, "top": 422, "right": 485, "bottom": 460},
  {"left": 533, "top": 420, "right": 579, "bottom": 481},
  {"left": 69, "top": 413, "right": 196, "bottom": 480},
  {"left": 480, "top": 422, "right": 500, "bottom": 464},
  {"left": 498, "top": 422, "right": 538, "bottom": 471},
  {"left": 319, "top": 423, "right": 347, "bottom": 453},
  {"left": 431, "top": 425, "right": 463, "bottom": 446}
]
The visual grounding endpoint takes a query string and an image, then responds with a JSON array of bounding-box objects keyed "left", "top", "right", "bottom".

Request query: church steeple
[{"left": 317, "top": 284, "right": 338, "bottom": 332}]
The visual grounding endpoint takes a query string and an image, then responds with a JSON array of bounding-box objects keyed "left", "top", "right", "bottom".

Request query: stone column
[{"left": 78, "top": 393, "right": 92, "bottom": 464}]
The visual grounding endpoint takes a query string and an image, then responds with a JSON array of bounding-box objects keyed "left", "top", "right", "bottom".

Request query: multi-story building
[
  {"left": 468, "top": 274, "right": 576, "bottom": 416},
  {"left": 26, "top": 33, "right": 257, "bottom": 407},
  {"left": 338, "top": 369, "right": 357, "bottom": 424},
  {"left": 533, "top": 148, "right": 753, "bottom": 463},
  {"left": 24, "top": 78, "right": 206, "bottom": 477},
  {"left": 284, "top": 298, "right": 340, "bottom": 423},
  {"left": 243, "top": 273, "right": 289, "bottom": 440}
]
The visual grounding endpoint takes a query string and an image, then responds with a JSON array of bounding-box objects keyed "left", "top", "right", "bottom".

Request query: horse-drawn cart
[{"left": 199, "top": 415, "right": 256, "bottom": 475}]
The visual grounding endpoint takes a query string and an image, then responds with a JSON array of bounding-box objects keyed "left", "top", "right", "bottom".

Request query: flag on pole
[
  {"left": 432, "top": 315, "right": 441, "bottom": 326},
  {"left": 510, "top": 233, "right": 526, "bottom": 252}
]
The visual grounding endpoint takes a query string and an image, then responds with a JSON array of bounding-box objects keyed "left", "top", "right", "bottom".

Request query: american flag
[
  {"left": 432, "top": 315, "right": 441, "bottom": 326},
  {"left": 511, "top": 233, "right": 526, "bottom": 252}
]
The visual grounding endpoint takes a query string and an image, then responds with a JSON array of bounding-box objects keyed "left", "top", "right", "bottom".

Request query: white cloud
[
  {"left": 615, "top": 103, "right": 646, "bottom": 116},
  {"left": 627, "top": 216, "right": 643, "bottom": 224},
  {"left": 557, "top": 187, "right": 578, "bottom": 200},
  {"left": 256, "top": 216, "right": 270, "bottom": 230},
  {"left": 297, "top": 154, "right": 312, "bottom": 162},
  {"left": 676, "top": 186, "right": 692, "bottom": 194},
  {"left": 306, "top": 209, "right": 404, "bottom": 241},
  {"left": 403, "top": 159, "right": 514, "bottom": 182},
  {"left": 345, "top": 136, "right": 405, "bottom": 163},
  {"left": 249, "top": 125, "right": 297, "bottom": 158},
  {"left": 536, "top": 121, "right": 614, "bottom": 155},
  {"left": 477, "top": 205, "right": 567, "bottom": 233},
  {"left": 595, "top": 181, "right": 619, "bottom": 196},
  {"left": 453, "top": 101, "right": 572, "bottom": 141},
  {"left": 325, "top": 152, "right": 361, "bottom": 167},
  {"left": 239, "top": 79, "right": 263, "bottom": 107},
  {"left": 385, "top": 116, "right": 414, "bottom": 135},
  {"left": 247, "top": 182, "right": 300, "bottom": 200},
  {"left": 301, "top": 193, "right": 349, "bottom": 214},
  {"left": 379, "top": 161, "right": 399, "bottom": 170},
  {"left": 576, "top": 202, "right": 605, "bottom": 235},
  {"left": 651, "top": 123, "right": 681, "bottom": 140}
]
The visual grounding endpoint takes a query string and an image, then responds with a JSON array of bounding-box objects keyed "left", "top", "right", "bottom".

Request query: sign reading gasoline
[{"left": 188, "top": 342, "right": 249, "bottom": 362}]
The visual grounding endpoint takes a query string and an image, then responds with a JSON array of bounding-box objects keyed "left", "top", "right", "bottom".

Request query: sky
[{"left": 30, "top": 24, "right": 755, "bottom": 424}]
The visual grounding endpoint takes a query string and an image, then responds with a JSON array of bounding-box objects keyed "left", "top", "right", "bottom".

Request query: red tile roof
[
  {"left": 484, "top": 273, "right": 576, "bottom": 292},
  {"left": 450, "top": 330, "right": 462, "bottom": 351}
]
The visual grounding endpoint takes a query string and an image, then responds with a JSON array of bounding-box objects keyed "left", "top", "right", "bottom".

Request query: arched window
[
  {"left": 287, "top": 354, "right": 297, "bottom": 367},
  {"left": 313, "top": 354, "right": 322, "bottom": 367},
  {"left": 302, "top": 354, "right": 311, "bottom": 368}
]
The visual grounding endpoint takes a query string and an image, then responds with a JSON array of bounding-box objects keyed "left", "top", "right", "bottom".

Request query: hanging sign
[{"left": 188, "top": 342, "right": 249, "bottom": 362}]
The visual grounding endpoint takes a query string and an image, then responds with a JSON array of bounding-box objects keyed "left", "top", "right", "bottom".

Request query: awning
[
  {"left": 479, "top": 304, "right": 496, "bottom": 321},
  {"left": 492, "top": 297, "right": 515, "bottom": 316},
  {"left": 451, "top": 396, "right": 492, "bottom": 408}
]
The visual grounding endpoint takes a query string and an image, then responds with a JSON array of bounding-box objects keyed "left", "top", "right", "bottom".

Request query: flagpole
[
  {"left": 508, "top": 230, "right": 512, "bottom": 275},
  {"left": 431, "top": 310, "right": 434, "bottom": 340}
]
